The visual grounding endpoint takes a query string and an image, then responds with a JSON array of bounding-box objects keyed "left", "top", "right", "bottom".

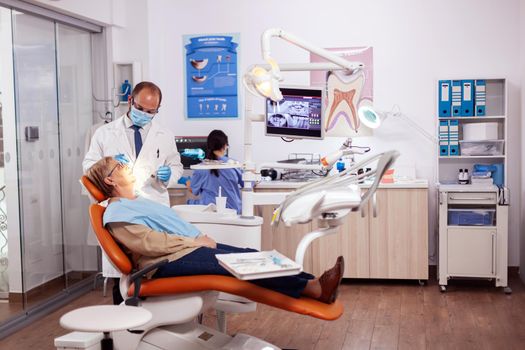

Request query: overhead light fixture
[{"left": 243, "top": 28, "right": 364, "bottom": 103}]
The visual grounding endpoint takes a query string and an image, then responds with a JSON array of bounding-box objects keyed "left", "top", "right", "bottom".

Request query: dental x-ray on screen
[{"left": 265, "top": 87, "right": 324, "bottom": 139}]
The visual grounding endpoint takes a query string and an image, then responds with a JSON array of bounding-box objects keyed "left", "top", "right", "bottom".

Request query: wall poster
[{"left": 183, "top": 33, "right": 240, "bottom": 119}]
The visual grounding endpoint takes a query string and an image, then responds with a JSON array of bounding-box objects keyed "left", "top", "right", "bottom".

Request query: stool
[{"left": 59, "top": 305, "right": 152, "bottom": 350}]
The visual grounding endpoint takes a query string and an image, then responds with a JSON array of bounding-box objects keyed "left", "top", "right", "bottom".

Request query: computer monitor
[
  {"left": 265, "top": 86, "right": 324, "bottom": 140},
  {"left": 175, "top": 136, "right": 207, "bottom": 169}
]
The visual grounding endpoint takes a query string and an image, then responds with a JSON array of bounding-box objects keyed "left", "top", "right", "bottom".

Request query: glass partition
[{"left": 0, "top": 5, "right": 99, "bottom": 326}]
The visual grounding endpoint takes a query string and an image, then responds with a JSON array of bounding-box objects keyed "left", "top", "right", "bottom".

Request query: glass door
[
  {"left": 12, "top": 11, "right": 64, "bottom": 309},
  {"left": 56, "top": 24, "right": 98, "bottom": 289}
]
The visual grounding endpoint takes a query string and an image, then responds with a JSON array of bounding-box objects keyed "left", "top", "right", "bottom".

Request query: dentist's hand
[
  {"left": 114, "top": 153, "right": 130, "bottom": 165},
  {"left": 156, "top": 165, "right": 171, "bottom": 182}
]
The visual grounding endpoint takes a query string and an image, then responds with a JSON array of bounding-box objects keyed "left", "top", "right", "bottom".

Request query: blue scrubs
[{"left": 188, "top": 156, "right": 244, "bottom": 213}]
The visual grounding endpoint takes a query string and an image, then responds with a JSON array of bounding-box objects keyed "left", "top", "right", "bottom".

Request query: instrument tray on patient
[{"left": 216, "top": 250, "right": 302, "bottom": 280}]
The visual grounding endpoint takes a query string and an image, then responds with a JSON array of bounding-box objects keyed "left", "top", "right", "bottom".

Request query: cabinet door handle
[
  {"left": 449, "top": 196, "right": 493, "bottom": 201},
  {"left": 361, "top": 207, "right": 365, "bottom": 218},
  {"left": 372, "top": 192, "right": 378, "bottom": 218},
  {"left": 491, "top": 232, "right": 496, "bottom": 275}
]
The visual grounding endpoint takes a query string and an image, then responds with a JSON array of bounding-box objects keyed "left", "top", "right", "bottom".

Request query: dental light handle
[{"left": 321, "top": 149, "right": 344, "bottom": 168}]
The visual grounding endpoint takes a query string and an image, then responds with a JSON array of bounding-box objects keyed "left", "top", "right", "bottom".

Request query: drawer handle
[
  {"left": 170, "top": 193, "right": 186, "bottom": 197},
  {"left": 372, "top": 192, "right": 378, "bottom": 218},
  {"left": 449, "top": 196, "right": 494, "bottom": 201},
  {"left": 492, "top": 232, "right": 496, "bottom": 275}
]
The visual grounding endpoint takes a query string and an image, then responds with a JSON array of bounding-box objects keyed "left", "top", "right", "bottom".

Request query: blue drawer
[{"left": 448, "top": 209, "right": 495, "bottom": 226}]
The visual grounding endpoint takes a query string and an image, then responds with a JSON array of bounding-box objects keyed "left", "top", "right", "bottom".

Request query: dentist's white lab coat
[{"left": 83, "top": 114, "right": 183, "bottom": 207}]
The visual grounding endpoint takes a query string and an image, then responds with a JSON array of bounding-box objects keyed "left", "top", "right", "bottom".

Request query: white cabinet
[
  {"left": 438, "top": 187, "right": 509, "bottom": 292},
  {"left": 447, "top": 227, "right": 495, "bottom": 276}
]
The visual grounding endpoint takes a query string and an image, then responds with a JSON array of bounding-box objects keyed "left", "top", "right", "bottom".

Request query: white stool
[{"left": 58, "top": 305, "right": 152, "bottom": 350}]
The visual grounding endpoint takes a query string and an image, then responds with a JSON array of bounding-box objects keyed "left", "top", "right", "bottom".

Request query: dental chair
[
  {"left": 77, "top": 177, "right": 343, "bottom": 350},
  {"left": 73, "top": 150, "right": 397, "bottom": 349}
]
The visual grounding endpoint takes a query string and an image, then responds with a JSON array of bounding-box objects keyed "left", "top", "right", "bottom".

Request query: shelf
[
  {"left": 438, "top": 116, "right": 505, "bottom": 120},
  {"left": 439, "top": 155, "right": 505, "bottom": 159}
]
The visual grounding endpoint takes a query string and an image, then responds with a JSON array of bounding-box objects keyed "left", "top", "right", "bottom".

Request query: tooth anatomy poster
[
  {"left": 183, "top": 34, "right": 239, "bottom": 119},
  {"left": 310, "top": 47, "right": 373, "bottom": 137}
]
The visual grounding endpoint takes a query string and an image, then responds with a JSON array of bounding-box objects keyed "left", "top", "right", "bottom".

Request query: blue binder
[
  {"left": 475, "top": 79, "right": 486, "bottom": 116},
  {"left": 451, "top": 80, "right": 462, "bottom": 116},
  {"left": 448, "top": 120, "right": 459, "bottom": 156},
  {"left": 438, "top": 80, "right": 451, "bottom": 117},
  {"left": 439, "top": 120, "right": 449, "bottom": 156},
  {"left": 461, "top": 80, "right": 474, "bottom": 116}
]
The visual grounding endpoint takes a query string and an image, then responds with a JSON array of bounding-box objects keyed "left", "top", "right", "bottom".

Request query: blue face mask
[{"left": 129, "top": 106, "right": 154, "bottom": 127}]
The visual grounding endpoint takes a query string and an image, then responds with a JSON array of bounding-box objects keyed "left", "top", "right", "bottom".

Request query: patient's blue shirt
[{"left": 103, "top": 197, "right": 201, "bottom": 238}]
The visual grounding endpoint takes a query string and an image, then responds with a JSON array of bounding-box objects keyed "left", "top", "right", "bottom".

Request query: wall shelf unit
[{"left": 437, "top": 78, "right": 510, "bottom": 293}]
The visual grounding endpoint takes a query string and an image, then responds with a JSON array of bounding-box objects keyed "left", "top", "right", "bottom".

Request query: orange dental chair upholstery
[{"left": 80, "top": 175, "right": 342, "bottom": 349}]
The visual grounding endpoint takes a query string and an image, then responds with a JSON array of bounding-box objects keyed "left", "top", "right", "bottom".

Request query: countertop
[{"left": 254, "top": 179, "right": 429, "bottom": 190}]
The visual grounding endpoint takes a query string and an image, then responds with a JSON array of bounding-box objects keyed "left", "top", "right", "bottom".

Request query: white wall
[{"left": 145, "top": 0, "right": 522, "bottom": 266}]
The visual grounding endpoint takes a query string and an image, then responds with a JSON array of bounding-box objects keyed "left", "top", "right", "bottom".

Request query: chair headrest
[{"left": 81, "top": 175, "right": 108, "bottom": 203}]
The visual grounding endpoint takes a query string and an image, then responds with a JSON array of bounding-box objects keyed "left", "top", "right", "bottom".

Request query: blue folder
[
  {"left": 438, "top": 80, "right": 451, "bottom": 117},
  {"left": 461, "top": 80, "right": 474, "bottom": 116},
  {"left": 448, "top": 120, "right": 459, "bottom": 156},
  {"left": 439, "top": 120, "right": 449, "bottom": 156},
  {"left": 475, "top": 80, "right": 486, "bottom": 116},
  {"left": 451, "top": 80, "right": 462, "bottom": 116}
]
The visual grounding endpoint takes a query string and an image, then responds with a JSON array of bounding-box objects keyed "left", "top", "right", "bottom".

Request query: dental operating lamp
[
  {"left": 357, "top": 105, "right": 437, "bottom": 144},
  {"left": 243, "top": 28, "right": 364, "bottom": 102}
]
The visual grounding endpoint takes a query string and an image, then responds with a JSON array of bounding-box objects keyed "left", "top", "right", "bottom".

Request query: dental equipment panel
[{"left": 265, "top": 86, "right": 324, "bottom": 139}]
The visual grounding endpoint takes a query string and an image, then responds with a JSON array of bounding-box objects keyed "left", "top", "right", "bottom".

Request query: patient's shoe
[{"left": 318, "top": 256, "right": 344, "bottom": 304}]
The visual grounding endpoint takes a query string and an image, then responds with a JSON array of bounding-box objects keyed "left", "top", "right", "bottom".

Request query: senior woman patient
[{"left": 86, "top": 157, "right": 344, "bottom": 304}]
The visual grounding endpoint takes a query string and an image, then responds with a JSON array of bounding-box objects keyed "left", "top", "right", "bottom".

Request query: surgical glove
[
  {"left": 177, "top": 176, "right": 190, "bottom": 185},
  {"left": 114, "top": 153, "right": 130, "bottom": 165},
  {"left": 156, "top": 165, "right": 171, "bottom": 182}
]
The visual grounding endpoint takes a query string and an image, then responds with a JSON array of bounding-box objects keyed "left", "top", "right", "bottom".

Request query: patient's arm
[
  {"left": 108, "top": 222, "right": 202, "bottom": 257},
  {"left": 194, "top": 235, "right": 217, "bottom": 249}
]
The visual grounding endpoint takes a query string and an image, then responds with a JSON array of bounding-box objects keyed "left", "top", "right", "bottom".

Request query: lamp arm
[
  {"left": 261, "top": 28, "right": 363, "bottom": 73},
  {"left": 395, "top": 113, "right": 437, "bottom": 144}
]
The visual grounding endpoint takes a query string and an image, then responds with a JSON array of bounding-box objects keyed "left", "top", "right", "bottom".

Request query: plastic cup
[{"left": 215, "top": 196, "right": 227, "bottom": 213}]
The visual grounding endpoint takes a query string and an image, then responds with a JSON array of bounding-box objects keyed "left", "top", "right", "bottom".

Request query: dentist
[{"left": 83, "top": 81, "right": 183, "bottom": 207}]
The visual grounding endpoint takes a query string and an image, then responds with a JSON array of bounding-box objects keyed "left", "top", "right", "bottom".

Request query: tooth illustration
[{"left": 325, "top": 71, "right": 365, "bottom": 132}]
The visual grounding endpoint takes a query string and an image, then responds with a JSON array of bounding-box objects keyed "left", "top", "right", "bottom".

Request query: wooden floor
[{"left": 1, "top": 272, "right": 525, "bottom": 350}]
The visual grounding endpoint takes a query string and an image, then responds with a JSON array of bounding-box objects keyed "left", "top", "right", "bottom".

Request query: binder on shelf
[
  {"left": 451, "top": 80, "right": 462, "bottom": 116},
  {"left": 475, "top": 79, "right": 486, "bottom": 116},
  {"left": 461, "top": 80, "right": 474, "bottom": 116},
  {"left": 439, "top": 120, "right": 449, "bottom": 156},
  {"left": 449, "top": 119, "right": 459, "bottom": 156},
  {"left": 438, "top": 80, "right": 451, "bottom": 117}
]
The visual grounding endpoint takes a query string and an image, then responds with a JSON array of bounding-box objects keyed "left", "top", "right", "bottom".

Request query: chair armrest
[{"left": 125, "top": 259, "right": 169, "bottom": 306}]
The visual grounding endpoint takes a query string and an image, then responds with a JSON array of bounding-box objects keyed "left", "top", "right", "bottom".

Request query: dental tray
[{"left": 216, "top": 250, "right": 302, "bottom": 280}]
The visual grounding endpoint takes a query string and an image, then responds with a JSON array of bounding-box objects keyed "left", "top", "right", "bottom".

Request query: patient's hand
[{"left": 195, "top": 235, "right": 217, "bottom": 249}]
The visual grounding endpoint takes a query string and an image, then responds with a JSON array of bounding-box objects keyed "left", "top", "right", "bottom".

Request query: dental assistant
[
  {"left": 83, "top": 81, "right": 183, "bottom": 207},
  {"left": 187, "top": 130, "right": 243, "bottom": 213}
]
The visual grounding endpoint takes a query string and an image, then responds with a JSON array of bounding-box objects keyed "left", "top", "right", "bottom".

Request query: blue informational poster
[{"left": 183, "top": 34, "right": 239, "bottom": 119}]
